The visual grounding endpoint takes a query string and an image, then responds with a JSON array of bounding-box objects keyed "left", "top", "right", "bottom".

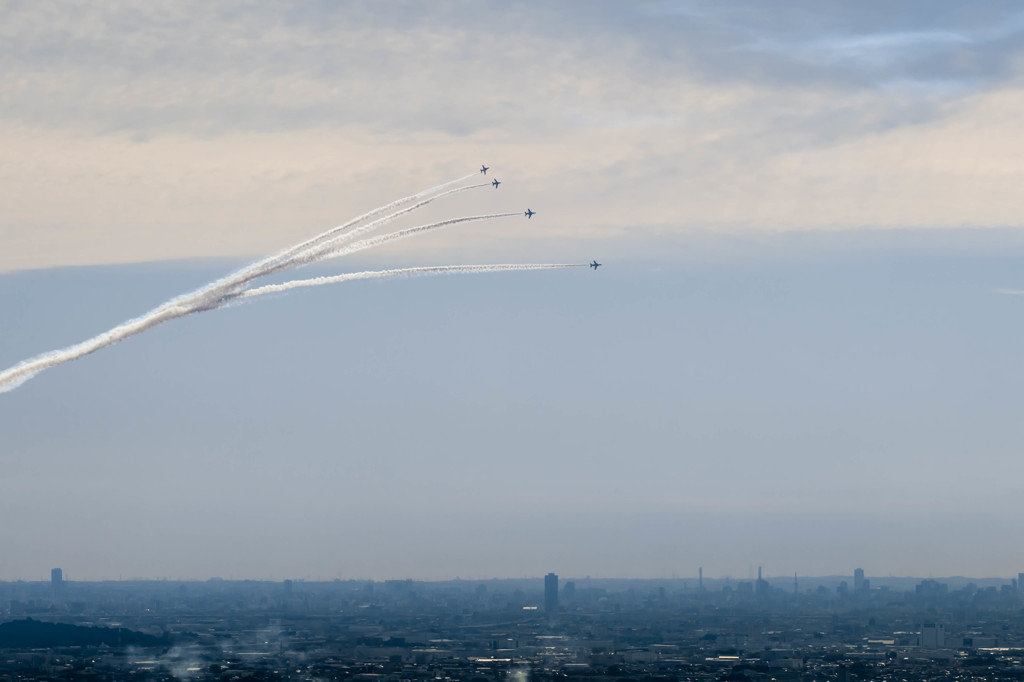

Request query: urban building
[
  {"left": 921, "top": 623, "right": 945, "bottom": 649},
  {"left": 544, "top": 572, "right": 558, "bottom": 613}
]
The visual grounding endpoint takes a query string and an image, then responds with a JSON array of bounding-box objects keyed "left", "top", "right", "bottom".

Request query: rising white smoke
[
  {"left": 0, "top": 172, "right": 573, "bottom": 393},
  {"left": 254, "top": 183, "right": 492, "bottom": 280},
  {"left": 510, "top": 664, "right": 531, "bottom": 682},
  {"left": 233, "top": 264, "right": 586, "bottom": 300},
  {"left": 157, "top": 177, "right": 486, "bottom": 308},
  {"left": 255, "top": 181, "right": 490, "bottom": 280},
  {"left": 272, "top": 212, "right": 520, "bottom": 271},
  {"left": 0, "top": 212, "right": 516, "bottom": 393},
  {"left": 245, "top": 172, "right": 478, "bottom": 279},
  {"left": 0, "top": 299, "right": 202, "bottom": 393}
]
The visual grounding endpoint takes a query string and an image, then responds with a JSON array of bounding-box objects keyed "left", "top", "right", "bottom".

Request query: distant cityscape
[{"left": 2, "top": 568, "right": 1024, "bottom": 680}]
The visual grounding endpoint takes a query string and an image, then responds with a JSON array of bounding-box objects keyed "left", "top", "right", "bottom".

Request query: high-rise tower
[{"left": 544, "top": 573, "right": 558, "bottom": 613}]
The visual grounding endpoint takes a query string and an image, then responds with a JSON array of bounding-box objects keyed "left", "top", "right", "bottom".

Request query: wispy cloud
[
  {"left": 4, "top": 1, "right": 1024, "bottom": 271},
  {"left": 747, "top": 30, "right": 973, "bottom": 66}
]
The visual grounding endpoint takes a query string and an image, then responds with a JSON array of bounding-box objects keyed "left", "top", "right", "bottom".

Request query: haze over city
[{"left": 2, "top": 1, "right": 1024, "bottom": 584}]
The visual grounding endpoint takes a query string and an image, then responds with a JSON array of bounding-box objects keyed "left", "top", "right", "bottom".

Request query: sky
[{"left": 2, "top": 1, "right": 1024, "bottom": 582}]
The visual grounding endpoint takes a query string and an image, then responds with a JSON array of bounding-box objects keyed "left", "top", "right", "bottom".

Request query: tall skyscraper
[
  {"left": 544, "top": 573, "right": 558, "bottom": 613},
  {"left": 854, "top": 568, "right": 865, "bottom": 592},
  {"left": 50, "top": 568, "right": 62, "bottom": 589}
]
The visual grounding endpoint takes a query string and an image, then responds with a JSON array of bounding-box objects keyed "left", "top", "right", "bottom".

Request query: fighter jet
[
  {"left": 590, "top": 261, "right": 601, "bottom": 270},
  {"left": 480, "top": 164, "right": 489, "bottom": 175},
  {"left": 524, "top": 208, "right": 535, "bottom": 219},
  {"left": 492, "top": 179, "right": 501, "bottom": 188}
]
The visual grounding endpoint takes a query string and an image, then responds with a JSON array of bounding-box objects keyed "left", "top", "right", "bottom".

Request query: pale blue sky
[
  {"left": 3, "top": 230, "right": 1024, "bottom": 580},
  {"left": 2, "top": 1, "right": 1024, "bottom": 581}
]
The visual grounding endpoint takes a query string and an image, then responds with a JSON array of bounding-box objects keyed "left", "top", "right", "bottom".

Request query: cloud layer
[{"left": 4, "top": 1, "right": 1024, "bottom": 271}]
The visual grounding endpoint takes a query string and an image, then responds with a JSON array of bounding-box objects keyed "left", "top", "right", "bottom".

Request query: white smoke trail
[
  {"left": 0, "top": 212, "right": 516, "bottom": 393},
  {"left": 256, "top": 182, "right": 489, "bottom": 280},
  {"left": 0, "top": 300, "right": 200, "bottom": 393},
  {"left": 214, "top": 212, "right": 521, "bottom": 309},
  {"left": 253, "top": 172, "right": 475, "bottom": 272},
  {"left": 61, "top": 174, "right": 483, "bottom": 328},
  {"left": 234, "top": 264, "right": 586, "bottom": 300},
  {"left": 169, "top": 174, "right": 482, "bottom": 302},
  {"left": 0, "top": 172, "right": 492, "bottom": 393},
  {"left": 271, "top": 212, "right": 519, "bottom": 273},
  {"left": 0, "top": 263, "right": 572, "bottom": 393}
]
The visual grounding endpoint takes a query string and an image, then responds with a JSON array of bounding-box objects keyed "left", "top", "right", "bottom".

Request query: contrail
[
  {"left": 174, "top": 174, "right": 481, "bottom": 302},
  {"left": 209, "top": 212, "right": 519, "bottom": 311},
  {"left": 0, "top": 173, "right": 489, "bottom": 393},
  {"left": 267, "top": 212, "right": 520, "bottom": 273},
  {"left": 0, "top": 300, "right": 201, "bottom": 393},
  {"left": 234, "top": 264, "right": 586, "bottom": 300},
  {"left": 0, "top": 261, "right": 571, "bottom": 393},
  {"left": 212, "top": 212, "right": 519, "bottom": 309},
  {"left": 257, "top": 172, "right": 476, "bottom": 273},
  {"left": 255, "top": 182, "right": 490, "bottom": 280},
  {"left": 0, "top": 165, "right": 572, "bottom": 394}
]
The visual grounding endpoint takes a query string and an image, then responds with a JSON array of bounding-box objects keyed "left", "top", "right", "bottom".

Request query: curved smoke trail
[
  {"left": 0, "top": 301, "right": 201, "bottom": 393},
  {"left": 0, "top": 207, "right": 521, "bottom": 393},
  {"left": 234, "top": 264, "right": 586, "bottom": 300},
  {"left": 269, "top": 212, "right": 519, "bottom": 272},
  {"left": 256, "top": 182, "right": 489, "bottom": 280},
  {"left": 168, "top": 174, "right": 482, "bottom": 303},
  {"left": 248, "top": 172, "right": 475, "bottom": 274}
]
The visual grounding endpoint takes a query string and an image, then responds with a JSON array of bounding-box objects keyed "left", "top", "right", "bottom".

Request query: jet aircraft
[
  {"left": 492, "top": 179, "right": 501, "bottom": 188},
  {"left": 590, "top": 261, "right": 601, "bottom": 270},
  {"left": 480, "top": 165, "right": 489, "bottom": 175},
  {"left": 524, "top": 208, "right": 535, "bottom": 219}
]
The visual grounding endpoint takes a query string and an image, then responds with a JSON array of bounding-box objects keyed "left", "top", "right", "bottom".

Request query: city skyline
[
  {"left": 13, "top": 567, "right": 1024, "bottom": 589},
  {"left": 4, "top": 566, "right": 1024, "bottom": 680}
]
